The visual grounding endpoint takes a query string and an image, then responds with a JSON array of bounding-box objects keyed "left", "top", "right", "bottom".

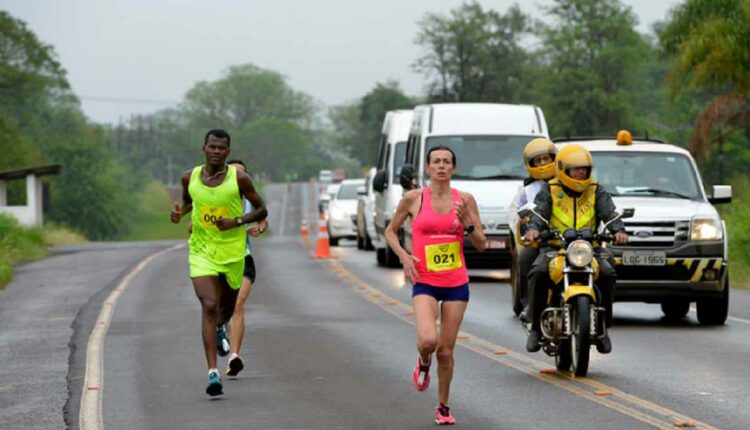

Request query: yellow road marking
[
  {"left": 79, "top": 244, "right": 184, "bottom": 430},
  {"left": 308, "top": 241, "right": 719, "bottom": 430}
]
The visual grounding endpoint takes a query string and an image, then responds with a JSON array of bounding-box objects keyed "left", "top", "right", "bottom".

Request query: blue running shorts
[{"left": 412, "top": 283, "right": 469, "bottom": 302}]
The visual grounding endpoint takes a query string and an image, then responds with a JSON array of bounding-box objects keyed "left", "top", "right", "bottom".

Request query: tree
[
  {"left": 329, "top": 81, "right": 412, "bottom": 165},
  {"left": 537, "top": 0, "right": 651, "bottom": 136},
  {"left": 658, "top": 0, "right": 750, "bottom": 158},
  {"left": 181, "top": 64, "right": 315, "bottom": 132},
  {"left": 413, "top": 2, "right": 531, "bottom": 103}
]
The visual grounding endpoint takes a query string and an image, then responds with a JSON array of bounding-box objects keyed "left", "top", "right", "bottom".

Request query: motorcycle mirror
[{"left": 580, "top": 228, "right": 594, "bottom": 242}]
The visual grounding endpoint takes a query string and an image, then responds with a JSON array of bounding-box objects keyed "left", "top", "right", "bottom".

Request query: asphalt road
[{"left": 2, "top": 182, "right": 750, "bottom": 429}]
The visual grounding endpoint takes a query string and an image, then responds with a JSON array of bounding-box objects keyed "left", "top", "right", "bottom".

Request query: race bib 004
[
  {"left": 199, "top": 205, "right": 229, "bottom": 228},
  {"left": 425, "top": 241, "right": 462, "bottom": 272}
]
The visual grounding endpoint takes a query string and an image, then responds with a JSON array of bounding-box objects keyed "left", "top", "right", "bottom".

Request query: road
[{"left": 1, "top": 182, "right": 749, "bottom": 429}]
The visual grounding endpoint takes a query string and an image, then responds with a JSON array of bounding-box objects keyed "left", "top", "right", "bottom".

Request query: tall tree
[
  {"left": 658, "top": 0, "right": 750, "bottom": 158},
  {"left": 413, "top": 2, "right": 531, "bottom": 103},
  {"left": 537, "top": 0, "right": 651, "bottom": 136}
]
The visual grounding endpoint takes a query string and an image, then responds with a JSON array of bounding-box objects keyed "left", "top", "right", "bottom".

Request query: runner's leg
[
  {"left": 229, "top": 277, "right": 252, "bottom": 354},
  {"left": 413, "top": 294, "right": 439, "bottom": 363},
  {"left": 216, "top": 274, "right": 239, "bottom": 328},
  {"left": 193, "top": 276, "right": 221, "bottom": 369},
  {"left": 436, "top": 300, "right": 468, "bottom": 406}
]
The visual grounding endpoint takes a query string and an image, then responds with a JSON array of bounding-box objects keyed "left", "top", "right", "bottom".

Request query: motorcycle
[{"left": 516, "top": 203, "right": 633, "bottom": 376}]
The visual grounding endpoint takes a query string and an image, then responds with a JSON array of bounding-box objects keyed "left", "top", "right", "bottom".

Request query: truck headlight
[
  {"left": 567, "top": 240, "right": 593, "bottom": 267},
  {"left": 690, "top": 216, "right": 723, "bottom": 241}
]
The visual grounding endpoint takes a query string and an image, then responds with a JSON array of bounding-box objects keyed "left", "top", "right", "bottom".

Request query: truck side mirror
[
  {"left": 709, "top": 185, "right": 732, "bottom": 204},
  {"left": 372, "top": 170, "right": 387, "bottom": 193},
  {"left": 400, "top": 164, "right": 416, "bottom": 190}
]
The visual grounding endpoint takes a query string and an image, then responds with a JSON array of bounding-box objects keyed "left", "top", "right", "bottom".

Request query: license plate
[
  {"left": 622, "top": 250, "right": 666, "bottom": 266},
  {"left": 486, "top": 239, "right": 506, "bottom": 249}
]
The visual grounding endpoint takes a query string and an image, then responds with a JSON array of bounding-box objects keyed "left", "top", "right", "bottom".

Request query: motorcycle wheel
[
  {"left": 570, "top": 295, "right": 591, "bottom": 377},
  {"left": 555, "top": 341, "right": 572, "bottom": 371}
]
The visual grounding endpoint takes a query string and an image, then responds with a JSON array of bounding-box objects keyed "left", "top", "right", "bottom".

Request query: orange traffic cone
[
  {"left": 300, "top": 220, "right": 308, "bottom": 239},
  {"left": 311, "top": 214, "right": 334, "bottom": 259}
]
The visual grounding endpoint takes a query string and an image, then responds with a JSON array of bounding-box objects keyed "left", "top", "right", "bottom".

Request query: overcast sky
[{"left": 1, "top": 0, "right": 679, "bottom": 124}]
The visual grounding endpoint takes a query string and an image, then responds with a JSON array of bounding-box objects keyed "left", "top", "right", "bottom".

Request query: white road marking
[{"left": 79, "top": 244, "right": 184, "bottom": 430}]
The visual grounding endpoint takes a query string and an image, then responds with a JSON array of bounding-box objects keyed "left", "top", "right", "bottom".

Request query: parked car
[
  {"left": 399, "top": 103, "right": 549, "bottom": 268},
  {"left": 327, "top": 179, "right": 364, "bottom": 246},
  {"left": 372, "top": 110, "right": 413, "bottom": 267},
  {"left": 318, "top": 183, "right": 340, "bottom": 215},
  {"left": 356, "top": 168, "right": 377, "bottom": 250},
  {"left": 550, "top": 133, "right": 732, "bottom": 325}
]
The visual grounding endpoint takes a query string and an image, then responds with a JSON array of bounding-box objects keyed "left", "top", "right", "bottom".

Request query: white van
[
  {"left": 372, "top": 110, "right": 413, "bottom": 266},
  {"left": 401, "top": 103, "right": 549, "bottom": 268}
]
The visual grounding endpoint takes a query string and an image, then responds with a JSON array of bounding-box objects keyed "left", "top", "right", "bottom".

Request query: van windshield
[
  {"left": 391, "top": 141, "right": 407, "bottom": 182},
  {"left": 591, "top": 152, "right": 701, "bottom": 199},
  {"left": 426, "top": 135, "right": 534, "bottom": 180}
]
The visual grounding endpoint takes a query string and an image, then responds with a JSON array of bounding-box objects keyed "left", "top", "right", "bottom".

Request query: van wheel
[
  {"left": 697, "top": 273, "right": 729, "bottom": 325},
  {"left": 385, "top": 245, "right": 401, "bottom": 268},
  {"left": 329, "top": 237, "right": 339, "bottom": 247},
  {"left": 376, "top": 248, "right": 386, "bottom": 266},
  {"left": 364, "top": 233, "right": 374, "bottom": 250},
  {"left": 511, "top": 248, "right": 523, "bottom": 316},
  {"left": 356, "top": 233, "right": 364, "bottom": 250},
  {"left": 661, "top": 300, "right": 690, "bottom": 321}
]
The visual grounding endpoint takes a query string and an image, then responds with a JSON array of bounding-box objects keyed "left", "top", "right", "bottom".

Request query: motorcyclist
[
  {"left": 523, "top": 144, "right": 628, "bottom": 354},
  {"left": 508, "top": 138, "right": 558, "bottom": 318}
]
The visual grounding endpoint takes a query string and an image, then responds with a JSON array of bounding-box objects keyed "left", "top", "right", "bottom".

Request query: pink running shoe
[
  {"left": 412, "top": 358, "right": 431, "bottom": 392},
  {"left": 435, "top": 403, "right": 456, "bottom": 425}
]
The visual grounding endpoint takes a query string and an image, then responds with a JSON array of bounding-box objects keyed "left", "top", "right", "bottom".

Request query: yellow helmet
[
  {"left": 523, "top": 138, "right": 557, "bottom": 180},
  {"left": 555, "top": 144, "right": 593, "bottom": 192}
]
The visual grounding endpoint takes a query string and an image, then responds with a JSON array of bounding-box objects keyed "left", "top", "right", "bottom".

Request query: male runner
[{"left": 170, "top": 129, "right": 267, "bottom": 396}]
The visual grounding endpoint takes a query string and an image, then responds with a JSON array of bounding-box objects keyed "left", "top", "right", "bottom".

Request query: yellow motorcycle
[{"left": 517, "top": 203, "right": 633, "bottom": 376}]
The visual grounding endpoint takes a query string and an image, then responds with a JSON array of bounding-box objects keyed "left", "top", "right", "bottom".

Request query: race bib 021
[
  {"left": 425, "top": 241, "right": 462, "bottom": 272},
  {"left": 199, "top": 205, "right": 230, "bottom": 228}
]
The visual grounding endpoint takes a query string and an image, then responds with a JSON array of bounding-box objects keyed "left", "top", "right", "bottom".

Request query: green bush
[
  {"left": 718, "top": 175, "right": 750, "bottom": 289},
  {"left": 0, "top": 214, "right": 46, "bottom": 288}
]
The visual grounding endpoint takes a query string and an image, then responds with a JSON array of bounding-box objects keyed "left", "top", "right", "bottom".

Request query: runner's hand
[
  {"left": 455, "top": 196, "right": 471, "bottom": 227},
  {"left": 170, "top": 202, "right": 182, "bottom": 224},
  {"left": 248, "top": 220, "right": 268, "bottom": 237},
  {"left": 401, "top": 254, "right": 420, "bottom": 283},
  {"left": 215, "top": 218, "right": 236, "bottom": 231}
]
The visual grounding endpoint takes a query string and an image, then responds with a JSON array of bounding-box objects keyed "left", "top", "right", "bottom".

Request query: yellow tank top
[{"left": 188, "top": 165, "right": 245, "bottom": 264}]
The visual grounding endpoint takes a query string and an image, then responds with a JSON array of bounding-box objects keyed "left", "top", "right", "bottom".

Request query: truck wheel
[
  {"left": 697, "top": 273, "right": 729, "bottom": 325},
  {"left": 356, "top": 233, "right": 364, "bottom": 250},
  {"left": 364, "top": 233, "right": 374, "bottom": 250},
  {"left": 660, "top": 300, "right": 690, "bottom": 321}
]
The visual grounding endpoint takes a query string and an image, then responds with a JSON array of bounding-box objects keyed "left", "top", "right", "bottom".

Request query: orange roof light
[{"left": 616, "top": 130, "right": 632, "bottom": 146}]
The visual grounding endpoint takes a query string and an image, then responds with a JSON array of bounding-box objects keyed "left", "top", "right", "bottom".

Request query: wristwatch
[
  {"left": 234, "top": 217, "right": 244, "bottom": 226},
  {"left": 464, "top": 224, "right": 475, "bottom": 234}
]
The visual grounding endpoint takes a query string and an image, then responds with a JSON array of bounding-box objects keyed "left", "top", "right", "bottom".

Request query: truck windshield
[
  {"left": 425, "top": 135, "right": 533, "bottom": 180},
  {"left": 591, "top": 152, "right": 701, "bottom": 199}
]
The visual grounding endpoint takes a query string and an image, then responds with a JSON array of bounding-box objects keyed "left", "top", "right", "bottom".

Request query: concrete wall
[{"left": 0, "top": 175, "right": 44, "bottom": 226}]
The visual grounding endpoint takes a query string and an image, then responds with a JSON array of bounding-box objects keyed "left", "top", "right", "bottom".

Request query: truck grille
[{"left": 620, "top": 220, "right": 690, "bottom": 248}]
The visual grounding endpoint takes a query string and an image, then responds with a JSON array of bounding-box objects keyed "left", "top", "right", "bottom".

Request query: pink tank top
[{"left": 411, "top": 187, "right": 469, "bottom": 287}]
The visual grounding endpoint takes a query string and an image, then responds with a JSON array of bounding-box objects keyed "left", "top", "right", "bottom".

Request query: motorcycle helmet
[
  {"left": 523, "top": 138, "right": 557, "bottom": 180},
  {"left": 555, "top": 144, "right": 593, "bottom": 193}
]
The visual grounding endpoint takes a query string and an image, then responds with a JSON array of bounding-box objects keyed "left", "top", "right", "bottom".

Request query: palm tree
[{"left": 659, "top": 0, "right": 750, "bottom": 157}]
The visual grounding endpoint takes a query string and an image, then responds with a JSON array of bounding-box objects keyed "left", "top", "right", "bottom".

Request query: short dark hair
[
  {"left": 426, "top": 145, "right": 456, "bottom": 165},
  {"left": 227, "top": 159, "right": 245, "bottom": 169},
  {"left": 204, "top": 129, "right": 231, "bottom": 147}
]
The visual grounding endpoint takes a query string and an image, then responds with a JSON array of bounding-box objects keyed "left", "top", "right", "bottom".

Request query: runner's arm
[
  {"left": 459, "top": 192, "right": 486, "bottom": 252},
  {"left": 386, "top": 190, "right": 421, "bottom": 282},
  {"left": 170, "top": 170, "right": 193, "bottom": 223},
  {"left": 236, "top": 173, "right": 268, "bottom": 226}
]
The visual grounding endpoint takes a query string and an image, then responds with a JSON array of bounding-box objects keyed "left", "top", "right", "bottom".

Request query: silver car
[{"left": 327, "top": 179, "right": 364, "bottom": 246}]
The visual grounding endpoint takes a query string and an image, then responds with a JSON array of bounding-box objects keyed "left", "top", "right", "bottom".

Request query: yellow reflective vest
[{"left": 549, "top": 178, "right": 597, "bottom": 231}]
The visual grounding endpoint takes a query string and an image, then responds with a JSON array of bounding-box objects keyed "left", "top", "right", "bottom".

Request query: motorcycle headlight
[
  {"left": 567, "top": 240, "right": 593, "bottom": 267},
  {"left": 690, "top": 216, "right": 723, "bottom": 241}
]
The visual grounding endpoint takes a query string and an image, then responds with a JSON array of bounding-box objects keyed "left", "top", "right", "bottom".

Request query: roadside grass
[
  {"left": 123, "top": 180, "right": 189, "bottom": 241},
  {"left": 0, "top": 214, "right": 86, "bottom": 289},
  {"left": 718, "top": 175, "right": 750, "bottom": 290}
]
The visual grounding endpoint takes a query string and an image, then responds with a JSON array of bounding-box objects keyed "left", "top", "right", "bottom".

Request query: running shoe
[
  {"left": 412, "top": 358, "right": 431, "bottom": 392},
  {"left": 226, "top": 354, "right": 244, "bottom": 377},
  {"left": 434, "top": 403, "right": 456, "bottom": 425},
  {"left": 206, "top": 370, "right": 223, "bottom": 396},
  {"left": 217, "top": 325, "right": 230, "bottom": 357}
]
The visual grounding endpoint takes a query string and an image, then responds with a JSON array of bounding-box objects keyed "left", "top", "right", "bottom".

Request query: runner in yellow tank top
[{"left": 170, "top": 129, "right": 267, "bottom": 397}]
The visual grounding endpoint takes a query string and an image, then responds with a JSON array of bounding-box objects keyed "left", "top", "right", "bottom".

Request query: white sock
[
  {"left": 229, "top": 352, "right": 239, "bottom": 361},
  {"left": 208, "top": 368, "right": 219, "bottom": 376}
]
